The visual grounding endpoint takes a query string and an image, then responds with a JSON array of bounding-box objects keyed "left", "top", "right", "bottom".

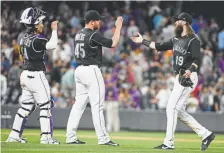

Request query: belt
[
  {"left": 23, "top": 69, "right": 46, "bottom": 73},
  {"left": 78, "top": 64, "right": 101, "bottom": 68},
  {"left": 175, "top": 70, "right": 197, "bottom": 75}
]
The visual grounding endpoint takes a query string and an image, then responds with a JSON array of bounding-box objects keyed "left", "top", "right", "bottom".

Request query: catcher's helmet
[{"left": 20, "top": 7, "right": 46, "bottom": 29}]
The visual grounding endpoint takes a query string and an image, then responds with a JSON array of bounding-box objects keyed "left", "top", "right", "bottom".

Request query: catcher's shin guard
[
  {"left": 10, "top": 102, "right": 35, "bottom": 138},
  {"left": 39, "top": 101, "right": 53, "bottom": 137}
]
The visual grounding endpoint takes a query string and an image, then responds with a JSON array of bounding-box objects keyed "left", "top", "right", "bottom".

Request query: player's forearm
[
  {"left": 46, "top": 30, "right": 58, "bottom": 50},
  {"left": 142, "top": 39, "right": 156, "bottom": 49},
  {"left": 111, "top": 27, "right": 122, "bottom": 47},
  {"left": 188, "top": 58, "right": 200, "bottom": 72}
]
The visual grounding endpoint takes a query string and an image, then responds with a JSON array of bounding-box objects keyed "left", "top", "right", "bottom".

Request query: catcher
[{"left": 131, "top": 12, "right": 215, "bottom": 151}]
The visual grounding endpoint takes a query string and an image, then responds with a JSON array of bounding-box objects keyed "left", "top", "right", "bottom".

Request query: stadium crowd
[{"left": 1, "top": 1, "right": 224, "bottom": 114}]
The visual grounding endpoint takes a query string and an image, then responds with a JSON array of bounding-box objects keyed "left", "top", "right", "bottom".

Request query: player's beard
[
  {"left": 93, "top": 24, "right": 99, "bottom": 30},
  {"left": 175, "top": 25, "right": 183, "bottom": 38},
  {"left": 93, "top": 22, "right": 100, "bottom": 31}
]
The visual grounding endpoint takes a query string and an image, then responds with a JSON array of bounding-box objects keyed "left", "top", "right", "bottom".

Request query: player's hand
[
  {"left": 183, "top": 70, "right": 191, "bottom": 78},
  {"left": 51, "top": 20, "right": 58, "bottom": 30},
  {"left": 130, "top": 32, "right": 143, "bottom": 43},
  {"left": 115, "top": 16, "right": 123, "bottom": 29}
]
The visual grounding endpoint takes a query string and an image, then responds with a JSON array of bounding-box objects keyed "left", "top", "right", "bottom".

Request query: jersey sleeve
[
  {"left": 91, "top": 32, "right": 113, "bottom": 48},
  {"left": 33, "top": 37, "right": 48, "bottom": 52},
  {"left": 188, "top": 38, "right": 201, "bottom": 67},
  {"left": 155, "top": 38, "right": 173, "bottom": 51}
]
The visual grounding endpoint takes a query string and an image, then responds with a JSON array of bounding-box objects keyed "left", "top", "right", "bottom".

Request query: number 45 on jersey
[{"left": 75, "top": 43, "right": 86, "bottom": 58}]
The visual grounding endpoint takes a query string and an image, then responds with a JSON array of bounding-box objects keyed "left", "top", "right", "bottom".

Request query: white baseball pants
[
  {"left": 8, "top": 70, "right": 53, "bottom": 141},
  {"left": 66, "top": 65, "right": 110, "bottom": 144},
  {"left": 163, "top": 72, "right": 212, "bottom": 147}
]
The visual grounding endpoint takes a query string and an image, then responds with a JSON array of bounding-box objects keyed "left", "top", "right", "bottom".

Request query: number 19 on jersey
[{"left": 176, "top": 55, "right": 183, "bottom": 66}]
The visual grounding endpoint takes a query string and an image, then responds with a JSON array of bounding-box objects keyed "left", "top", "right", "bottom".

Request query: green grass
[{"left": 1, "top": 129, "right": 224, "bottom": 153}]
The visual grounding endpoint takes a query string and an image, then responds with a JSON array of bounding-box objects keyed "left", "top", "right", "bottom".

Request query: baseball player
[
  {"left": 66, "top": 10, "right": 123, "bottom": 146},
  {"left": 6, "top": 7, "right": 60, "bottom": 144},
  {"left": 131, "top": 12, "right": 215, "bottom": 151}
]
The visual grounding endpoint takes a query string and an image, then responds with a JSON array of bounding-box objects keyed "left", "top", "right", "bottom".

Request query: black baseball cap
[
  {"left": 84, "top": 10, "right": 104, "bottom": 22},
  {"left": 173, "top": 12, "right": 192, "bottom": 24}
]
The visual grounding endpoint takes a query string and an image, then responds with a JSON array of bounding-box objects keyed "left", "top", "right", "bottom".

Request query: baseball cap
[
  {"left": 173, "top": 12, "right": 192, "bottom": 24},
  {"left": 84, "top": 10, "right": 104, "bottom": 22}
]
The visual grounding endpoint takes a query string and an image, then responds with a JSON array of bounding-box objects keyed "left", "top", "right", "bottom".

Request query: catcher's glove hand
[{"left": 178, "top": 69, "right": 193, "bottom": 88}]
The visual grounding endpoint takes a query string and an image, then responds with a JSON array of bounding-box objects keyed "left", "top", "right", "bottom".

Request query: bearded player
[{"left": 131, "top": 12, "right": 215, "bottom": 151}]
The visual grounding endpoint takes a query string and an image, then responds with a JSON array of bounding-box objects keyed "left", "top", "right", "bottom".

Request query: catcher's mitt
[{"left": 178, "top": 69, "right": 193, "bottom": 88}]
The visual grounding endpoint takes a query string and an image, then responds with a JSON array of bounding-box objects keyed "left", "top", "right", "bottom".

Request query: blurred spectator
[
  {"left": 132, "top": 60, "right": 143, "bottom": 86},
  {"left": 166, "top": 72, "right": 175, "bottom": 90},
  {"left": 70, "top": 9, "right": 81, "bottom": 29},
  {"left": 1, "top": 70, "right": 7, "bottom": 103},
  {"left": 218, "top": 27, "right": 224, "bottom": 53},
  {"left": 2, "top": 42, "right": 13, "bottom": 64},
  {"left": 51, "top": 59, "right": 62, "bottom": 84},
  {"left": 200, "top": 85, "right": 214, "bottom": 112},
  {"left": 105, "top": 81, "right": 120, "bottom": 132},
  {"left": 221, "top": 94, "right": 224, "bottom": 113},
  {"left": 59, "top": 40, "right": 72, "bottom": 63},
  {"left": 217, "top": 53, "right": 224, "bottom": 74},
  {"left": 200, "top": 47, "right": 213, "bottom": 82},
  {"left": 152, "top": 12, "right": 164, "bottom": 29},
  {"left": 197, "top": 26, "right": 211, "bottom": 49},
  {"left": 151, "top": 83, "right": 171, "bottom": 110},
  {"left": 211, "top": 88, "right": 222, "bottom": 113},
  {"left": 140, "top": 83, "right": 150, "bottom": 110},
  {"left": 51, "top": 82, "right": 64, "bottom": 108},
  {"left": 12, "top": 39, "right": 22, "bottom": 63},
  {"left": 5, "top": 60, "right": 21, "bottom": 104},
  {"left": 148, "top": 2, "right": 161, "bottom": 17},
  {"left": 186, "top": 93, "right": 199, "bottom": 113},
  {"left": 209, "top": 18, "right": 219, "bottom": 32},
  {"left": 127, "top": 20, "right": 139, "bottom": 37},
  {"left": 129, "top": 84, "right": 142, "bottom": 110},
  {"left": 118, "top": 85, "right": 134, "bottom": 109},
  {"left": 61, "top": 62, "right": 77, "bottom": 106},
  {"left": 1, "top": 53, "right": 11, "bottom": 73},
  {"left": 158, "top": 19, "right": 175, "bottom": 42},
  {"left": 197, "top": 15, "right": 207, "bottom": 30}
]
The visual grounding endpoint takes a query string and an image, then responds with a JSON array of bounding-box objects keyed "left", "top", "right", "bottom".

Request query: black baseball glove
[{"left": 178, "top": 69, "right": 193, "bottom": 88}]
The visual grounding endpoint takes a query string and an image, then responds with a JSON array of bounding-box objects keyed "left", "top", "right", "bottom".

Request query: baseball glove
[{"left": 178, "top": 69, "right": 193, "bottom": 88}]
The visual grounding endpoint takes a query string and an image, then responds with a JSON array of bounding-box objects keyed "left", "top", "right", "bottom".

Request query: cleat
[
  {"left": 40, "top": 137, "right": 60, "bottom": 144},
  {"left": 201, "top": 133, "right": 215, "bottom": 151},
  {"left": 66, "top": 139, "right": 85, "bottom": 144},
  {"left": 154, "top": 144, "right": 174, "bottom": 150},
  {"left": 100, "top": 141, "right": 119, "bottom": 146},
  {"left": 6, "top": 137, "right": 27, "bottom": 143}
]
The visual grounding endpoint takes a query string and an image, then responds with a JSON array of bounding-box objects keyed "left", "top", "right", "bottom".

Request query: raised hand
[
  {"left": 51, "top": 20, "right": 58, "bottom": 30},
  {"left": 115, "top": 16, "right": 123, "bottom": 29},
  {"left": 130, "top": 32, "right": 143, "bottom": 43}
]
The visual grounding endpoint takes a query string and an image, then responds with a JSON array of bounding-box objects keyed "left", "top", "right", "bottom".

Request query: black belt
[
  {"left": 23, "top": 69, "right": 46, "bottom": 72},
  {"left": 175, "top": 70, "right": 197, "bottom": 75},
  {"left": 78, "top": 64, "right": 101, "bottom": 68}
]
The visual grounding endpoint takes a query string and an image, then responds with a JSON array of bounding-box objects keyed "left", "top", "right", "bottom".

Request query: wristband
[
  {"left": 142, "top": 39, "right": 151, "bottom": 47},
  {"left": 188, "top": 64, "right": 197, "bottom": 72}
]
